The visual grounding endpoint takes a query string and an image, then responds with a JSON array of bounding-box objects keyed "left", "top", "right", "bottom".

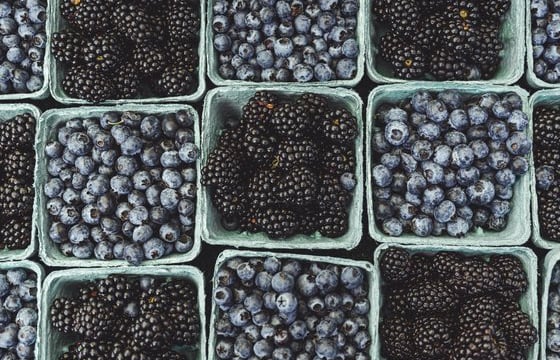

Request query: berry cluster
[
  {"left": 212, "top": 0, "right": 360, "bottom": 82},
  {"left": 380, "top": 248, "right": 537, "bottom": 360},
  {"left": 52, "top": 0, "right": 200, "bottom": 103},
  {"left": 0, "top": 113, "right": 35, "bottom": 251},
  {"left": 531, "top": 0, "right": 560, "bottom": 83},
  {"left": 213, "top": 256, "right": 371, "bottom": 359},
  {"left": 43, "top": 111, "right": 198, "bottom": 265},
  {"left": 374, "top": 0, "right": 510, "bottom": 80},
  {"left": 373, "top": 90, "right": 531, "bottom": 237},
  {"left": 0, "top": 1, "right": 46, "bottom": 94},
  {"left": 0, "top": 269, "right": 38, "bottom": 359},
  {"left": 534, "top": 106, "right": 560, "bottom": 241},
  {"left": 547, "top": 263, "right": 560, "bottom": 359},
  {"left": 202, "top": 91, "right": 358, "bottom": 240},
  {"left": 51, "top": 275, "right": 200, "bottom": 359}
]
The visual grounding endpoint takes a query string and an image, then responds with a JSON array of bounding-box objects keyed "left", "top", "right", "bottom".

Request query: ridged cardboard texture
[
  {"left": 35, "top": 104, "right": 202, "bottom": 267},
  {"left": 199, "top": 86, "right": 364, "bottom": 250},
  {"left": 366, "top": 83, "right": 532, "bottom": 246}
]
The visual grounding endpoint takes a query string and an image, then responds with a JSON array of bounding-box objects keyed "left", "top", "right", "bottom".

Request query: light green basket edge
[
  {"left": 0, "top": 104, "right": 41, "bottom": 261},
  {"left": 205, "top": 0, "right": 366, "bottom": 88},
  {"left": 529, "top": 90, "right": 560, "bottom": 249},
  {"left": 199, "top": 86, "right": 364, "bottom": 250},
  {"left": 366, "top": 0, "right": 525, "bottom": 85},
  {"left": 365, "top": 82, "right": 532, "bottom": 246},
  {"left": 38, "top": 265, "right": 207, "bottom": 360},
  {"left": 47, "top": 0, "right": 207, "bottom": 104},
  {"left": 540, "top": 248, "right": 560, "bottom": 359},
  {"left": 206, "top": 249, "right": 377, "bottom": 360},
  {"left": 34, "top": 104, "right": 202, "bottom": 268},
  {"left": 372, "top": 243, "right": 539, "bottom": 360}
]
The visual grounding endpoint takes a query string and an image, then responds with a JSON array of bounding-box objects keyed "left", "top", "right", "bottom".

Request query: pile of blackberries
[
  {"left": 43, "top": 110, "right": 199, "bottom": 265},
  {"left": 373, "top": 0, "right": 510, "bottom": 80},
  {"left": 0, "top": 113, "right": 36, "bottom": 251},
  {"left": 380, "top": 248, "right": 537, "bottom": 360},
  {"left": 212, "top": 256, "right": 371, "bottom": 359},
  {"left": 534, "top": 106, "right": 560, "bottom": 241},
  {"left": 51, "top": 275, "right": 200, "bottom": 360},
  {"left": 51, "top": 0, "right": 200, "bottom": 103},
  {"left": 0, "top": 268, "right": 38, "bottom": 360},
  {"left": 211, "top": 0, "right": 360, "bottom": 82},
  {"left": 547, "top": 263, "right": 560, "bottom": 359},
  {"left": 531, "top": 0, "right": 560, "bottom": 83},
  {"left": 373, "top": 90, "right": 531, "bottom": 237},
  {"left": 202, "top": 91, "right": 358, "bottom": 240},
  {"left": 0, "top": 1, "right": 46, "bottom": 94}
]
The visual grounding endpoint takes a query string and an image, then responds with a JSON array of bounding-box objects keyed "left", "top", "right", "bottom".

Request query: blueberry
[
  {"left": 438, "top": 90, "right": 462, "bottom": 110},
  {"left": 93, "top": 240, "right": 113, "bottom": 260},
  {"left": 434, "top": 200, "right": 456, "bottom": 223},
  {"left": 66, "top": 132, "right": 92, "bottom": 156},
  {"left": 506, "top": 131, "right": 532, "bottom": 156},
  {"left": 142, "top": 238, "right": 165, "bottom": 260},
  {"left": 120, "top": 135, "right": 143, "bottom": 156},
  {"left": 531, "top": 0, "right": 548, "bottom": 17},
  {"left": 400, "top": 152, "right": 417, "bottom": 174},
  {"left": 411, "top": 215, "right": 433, "bottom": 236},
  {"left": 336, "top": 58, "right": 357, "bottom": 79},
  {"left": 291, "top": 63, "right": 312, "bottom": 82},
  {"left": 315, "top": 269, "right": 338, "bottom": 293},
  {"left": 411, "top": 140, "right": 433, "bottom": 161},
  {"left": 466, "top": 105, "right": 488, "bottom": 125},
  {"left": 431, "top": 144, "right": 451, "bottom": 167},
  {"left": 446, "top": 217, "right": 470, "bottom": 237},
  {"left": 15, "top": 308, "right": 36, "bottom": 328},
  {"left": 0, "top": 325, "right": 17, "bottom": 349},
  {"left": 466, "top": 179, "right": 496, "bottom": 205},
  {"left": 425, "top": 100, "right": 448, "bottom": 123},
  {"left": 537, "top": 165, "right": 555, "bottom": 190},
  {"left": 495, "top": 168, "right": 516, "bottom": 187},
  {"left": 315, "top": 338, "right": 337, "bottom": 359},
  {"left": 128, "top": 205, "right": 149, "bottom": 226},
  {"left": 271, "top": 271, "right": 294, "bottom": 292},
  {"left": 451, "top": 144, "right": 475, "bottom": 169},
  {"left": 422, "top": 161, "right": 444, "bottom": 184},
  {"left": 372, "top": 164, "right": 392, "bottom": 187},
  {"left": 276, "top": 292, "right": 297, "bottom": 313},
  {"left": 160, "top": 188, "right": 180, "bottom": 210},
  {"left": 488, "top": 150, "right": 510, "bottom": 170}
]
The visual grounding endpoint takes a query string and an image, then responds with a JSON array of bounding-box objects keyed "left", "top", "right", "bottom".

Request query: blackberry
[
  {"left": 163, "top": 280, "right": 200, "bottom": 346},
  {"left": 322, "top": 143, "right": 355, "bottom": 176},
  {"left": 387, "top": 0, "right": 420, "bottom": 40},
  {"left": 508, "top": 348, "right": 527, "bottom": 360},
  {"left": 247, "top": 169, "right": 278, "bottom": 209},
  {"left": 380, "top": 247, "right": 412, "bottom": 283},
  {"left": 320, "top": 108, "right": 357, "bottom": 144},
  {"left": 317, "top": 207, "right": 348, "bottom": 238},
  {"left": 274, "top": 139, "right": 318, "bottom": 171},
  {"left": 534, "top": 107, "right": 560, "bottom": 150},
  {"left": 62, "top": 0, "right": 112, "bottom": 34},
  {"left": 167, "top": 40, "right": 198, "bottom": 70},
  {"left": 445, "top": 0, "right": 480, "bottom": 26},
  {"left": 111, "top": 3, "right": 157, "bottom": 44},
  {"left": 440, "top": 18, "right": 477, "bottom": 56},
  {"left": 408, "top": 254, "right": 434, "bottom": 283},
  {"left": 479, "top": 0, "right": 510, "bottom": 21},
  {"left": 212, "top": 185, "right": 247, "bottom": 218},
  {"left": 536, "top": 148, "right": 560, "bottom": 168},
  {"left": 417, "top": 14, "right": 446, "bottom": 51},
  {"left": 240, "top": 206, "right": 261, "bottom": 233},
  {"left": 73, "top": 297, "right": 116, "bottom": 340},
  {"left": 95, "top": 275, "right": 140, "bottom": 310},
  {"left": 380, "top": 316, "right": 416, "bottom": 359},
  {"left": 457, "top": 295, "right": 501, "bottom": 328},
  {"left": 379, "top": 32, "right": 401, "bottom": 63},
  {"left": 166, "top": 0, "right": 200, "bottom": 42},
  {"left": 470, "top": 22, "right": 503, "bottom": 74},
  {"left": 296, "top": 208, "right": 319, "bottom": 235},
  {"left": 446, "top": 258, "right": 502, "bottom": 296},
  {"left": 403, "top": 280, "right": 459, "bottom": 315},
  {"left": 317, "top": 173, "right": 351, "bottom": 210},
  {"left": 62, "top": 66, "right": 116, "bottom": 103},
  {"left": 113, "top": 315, "right": 135, "bottom": 344},
  {"left": 277, "top": 166, "right": 318, "bottom": 207},
  {"left": 389, "top": 43, "right": 427, "bottom": 79},
  {"left": 0, "top": 180, "right": 34, "bottom": 217},
  {"left": 50, "top": 297, "right": 79, "bottom": 333},
  {"left": 114, "top": 63, "right": 140, "bottom": 99},
  {"left": 217, "top": 127, "right": 245, "bottom": 154},
  {"left": 295, "top": 93, "right": 329, "bottom": 120},
  {"left": 270, "top": 103, "right": 312, "bottom": 139},
  {"left": 51, "top": 30, "right": 86, "bottom": 66},
  {"left": 257, "top": 208, "right": 299, "bottom": 239},
  {"left": 132, "top": 43, "right": 167, "bottom": 77},
  {"left": 82, "top": 33, "right": 126, "bottom": 73},
  {"left": 202, "top": 147, "right": 242, "bottom": 190},
  {"left": 139, "top": 285, "right": 171, "bottom": 314},
  {"left": 372, "top": 0, "right": 391, "bottom": 22},
  {"left": 413, "top": 316, "right": 453, "bottom": 358},
  {"left": 1, "top": 216, "right": 32, "bottom": 250},
  {"left": 4, "top": 150, "right": 34, "bottom": 182},
  {"left": 451, "top": 321, "right": 508, "bottom": 360},
  {"left": 429, "top": 48, "right": 470, "bottom": 80},
  {"left": 500, "top": 310, "right": 538, "bottom": 349},
  {"left": 490, "top": 255, "right": 528, "bottom": 299},
  {"left": 418, "top": 0, "right": 447, "bottom": 15},
  {"left": 479, "top": 63, "right": 499, "bottom": 81},
  {"left": 242, "top": 126, "right": 278, "bottom": 167},
  {"left": 132, "top": 311, "right": 172, "bottom": 351},
  {"left": 384, "top": 286, "right": 408, "bottom": 315},
  {"left": 156, "top": 63, "right": 196, "bottom": 97},
  {"left": 241, "top": 91, "right": 279, "bottom": 130},
  {"left": 152, "top": 351, "right": 184, "bottom": 360},
  {"left": 539, "top": 196, "right": 560, "bottom": 240},
  {"left": 0, "top": 113, "right": 35, "bottom": 151}
]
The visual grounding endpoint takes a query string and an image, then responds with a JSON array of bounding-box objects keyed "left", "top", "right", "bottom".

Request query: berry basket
[
  {"left": 46, "top": 0, "right": 207, "bottom": 104},
  {"left": 35, "top": 104, "right": 202, "bottom": 267},
  {"left": 529, "top": 89, "right": 560, "bottom": 249},
  {"left": 366, "top": 0, "right": 525, "bottom": 85},
  {"left": 205, "top": 0, "right": 366, "bottom": 87},
  {"left": 38, "top": 265, "right": 206, "bottom": 360},
  {"left": 0, "top": 104, "right": 41, "bottom": 262},
  {"left": 540, "top": 248, "right": 560, "bottom": 359},
  {"left": 372, "top": 243, "right": 538, "bottom": 360},
  {"left": 207, "top": 249, "right": 378, "bottom": 360},
  {"left": 200, "top": 86, "right": 364, "bottom": 250},
  {"left": 366, "top": 83, "right": 532, "bottom": 246}
]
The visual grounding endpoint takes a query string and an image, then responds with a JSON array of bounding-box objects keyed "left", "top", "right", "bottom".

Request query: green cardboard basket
[
  {"left": 372, "top": 243, "right": 539, "bottom": 360},
  {"left": 366, "top": 0, "right": 525, "bottom": 85},
  {"left": 199, "top": 86, "right": 364, "bottom": 250},
  {"left": 540, "top": 248, "right": 560, "bottom": 359},
  {"left": 47, "top": 0, "right": 206, "bottom": 104},
  {"left": 366, "top": 83, "right": 532, "bottom": 246},
  {"left": 0, "top": 104, "right": 41, "bottom": 261},
  {"left": 38, "top": 265, "right": 206, "bottom": 360},
  {"left": 207, "top": 249, "right": 377, "bottom": 360},
  {"left": 35, "top": 104, "right": 202, "bottom": 267},
  {"left": 205, "top": 0, "right": 366, "bottom": 88},
  {"left": 529, "top": 89, "right": 560, "bottom": 249}
]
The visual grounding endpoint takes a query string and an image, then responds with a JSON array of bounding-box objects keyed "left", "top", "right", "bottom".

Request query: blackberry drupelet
[
  {"left": 317, "top": 207, "right": 348, "bottom": 238},
  {"left": 389, "top": 43, "right": 427, "bottom": 79},
  {"left": 500, "top": 310, "right": 538, "bottom": 349},
  {"left": 403, "top": 280, "right": 460, "bottom": 315},
  {"left": 534, "top": 107, "right": 560, "bottom": 150},
  {"left": 132, "top": 43, "right": 167, "bottom": 78},
  {"left": 62, "top": 0, "right": 112, "bottom": 34},
  {"left": 247, "top": 169, "right": 278, "bottom": 209},
  {"left": 163, "top": 280, "right": 200, "bottom": 346},
  {"left": 62, "top": 65, "right": 116, "bottom": 103},
  {"left": 242, "top": 126, "right": 278, "bottom": 167},
  {"left": 212, "top": 185, "right": 247, "bottom": 218},
  {"left": 166, "top": 0, "right": 200, "bottom": 42},
  {"left": 536, "top": 148, "right": 560, "bottom": 168},
  {"left": 111, "top": 3, "right": 157, "bottom": 44},
  {"left": 201, "top": 147, "right": 242, "bottom": 190},
  {"left": 413, "top": 316, "right": 453, "bottom": 358},
  {"left": 51, "top": 297, "right": 79, "bottom": 333},
  {"left": 380, "top": 316, "right": 416, "bottom": 359},
  {"left": 82, "top": 33, "right": 126, "bottom": 74},
  {"left": 72, "top": 297, "right": 116, "bottom": 340},
  {"left": 270, "top": 103, "right": 312, "bottom": 139},
  {"left": 490, "top": 255, "right": 528, "bottom": 299},
  {"left": 387, "top": 0, "right": 420, "bottom": 40},
  {"left": 240, "top": 91, "right": 279, "bottom": 130},
  {"left": 380, "top": 247, "right": 412, "bottom": 283},
  {"left": 429, "top": 47, "right": 470, "bottom": 80},
  {"left": 372, "top": 0, "right": 391, "bottom": 22},
  {"left": 0, "top": 113, "right": 35, "bottom": 151},
  {"left": 457, "top": 295, "right": 501, "bottom": 327},
  {"left": 1, "top": 216, "right": 32, "bottom": 250},
  {"left": 296, "top": 208, "right": 318, "bottom": 235},
  {"left": 51, "top": 30, "right": 86, "bottom": 66},
  {"left": 132, "top": 311, "right": 172, "bottom": 351},
  {"left": 274, "top": 139, "right": 318, "bottom": 170},
  {"left": 446, "top": 258, "right": 502, "bottom": 296},
  {"left": 95, "top": 275, "right": 140, "bottom": 310},
  {"left": 156, "top": 63, "right": 196, "bottom": 97},
  {"left": 113, "top": 63, "right": 140, "bottom": 99},
  {"left": 317, "top": 173, "right": 351, "bottom": 210},
  {"left": 479, "top": 0, "right": 511, "bottom": 21},
  {"left": 320, "top": 108, "right": 358, "bottom": 145},
  {"left": 257, "top": 208, "right": 299, "bottom": 239},
  {"left": 277, "top": 166, "right": 318, "bottom": 207},
  {"left": 451, "top": 321, "right": 508, "bottom": 360}
]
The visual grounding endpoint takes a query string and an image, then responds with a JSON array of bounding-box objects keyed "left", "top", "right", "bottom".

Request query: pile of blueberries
[
  {"left": 531, "top": 0, "right": 560, "bottom": 83},
  {"left": 0, "top": 1, "right": 46, "bottom": 94},
  {"left": 212, "top": 256, "right": 371, "bottom": 360},
  {"left": 372, "top": 90, "right": 531, "bottom": 237},
  {"left": 212, "top": 0, "right": 360, "bottom": 82},
  {"left": 43, "top": 110, "right": 199, "bottom": 265},
  {"left": 0, "top": 268, "right": 38, "bottom": 360}
]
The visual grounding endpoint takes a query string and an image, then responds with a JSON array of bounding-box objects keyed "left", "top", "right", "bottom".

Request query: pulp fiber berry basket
[
  {"left": 35, "top": 104, "right": 202, "bottom": 267},
  {"left": 366, "top": 83, "right": 532, "bottom": 246},
  {"left": 205, "top": 0, "right": 366, "bottom": 88},
  {"left": 366, "top": 0, "right": 525, "bottom": 85},
  {"left": 38, "top": 265, "right": 207, "bottom": 360},
  {"left": 207, "top": 249, "right": 377, "bottom": 360},
  {"left": 199, "top": 86, "right": 364, "bottom": 250},
  {"left": 372, "top": 243, "right": 539, "bottom": 360},
  {"left": 0, "top": 104, "right": 41, "bottom": 262},
  {"left": 46, "top": 0, "right": 207, "bottom": 104},
  {"left": 529, "top": 89, "right": 560, "bottom": 249},
  {"left": 539, "top": 248, "right": 560, "bottom": 359},
  {"left": 526, "top": 4, "right": 559, "bottom": 89}
]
